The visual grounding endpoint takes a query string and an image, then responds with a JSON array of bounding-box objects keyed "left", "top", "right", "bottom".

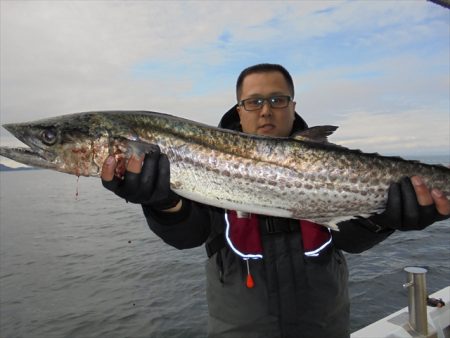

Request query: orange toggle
[
  {"left": 245, "top": 260, "right": 255, "bottom": 288},
  {"left": 246, "top": 273, "right": 255, "bottom": 288}
]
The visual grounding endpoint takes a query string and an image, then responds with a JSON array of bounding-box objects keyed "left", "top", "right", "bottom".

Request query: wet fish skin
[{"left": 1, "top": 110, "right": 449, "bottom": 229}]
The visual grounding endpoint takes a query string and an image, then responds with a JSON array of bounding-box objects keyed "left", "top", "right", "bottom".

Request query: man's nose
[{"left": 260, "top": 100, "right": 272, "bottom": 117}]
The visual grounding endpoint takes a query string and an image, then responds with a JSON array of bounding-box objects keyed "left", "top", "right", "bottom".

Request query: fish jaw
[
  {"left": 0, "top": 146, "right": 60, "bottom": 170},
  {"left": 1, "top": 112, "right": 156, "bottom": 177},
  {"left": 0, "top": 140, "right": 112, "bottom": 177},
  {"left": 1, "top": 119, "right": 114, "bottom": 177},
  {"left": 1, "top": 121, "right": 60, "bottom": 170}
]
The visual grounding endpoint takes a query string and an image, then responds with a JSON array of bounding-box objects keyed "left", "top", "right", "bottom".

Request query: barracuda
[{"left": 1, "top": 111, "right": 449, "bottom": 229}]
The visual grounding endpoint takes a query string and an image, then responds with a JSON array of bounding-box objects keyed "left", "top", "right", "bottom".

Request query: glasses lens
[
  {"left": 241, "top": 96, "right": 290, "bottom": 111},
  {"left": 243, "top": 98, "right": 263, "bottom": 111},
  {"left": 270, "top": 96, "right": 290, "bottom": 108}
]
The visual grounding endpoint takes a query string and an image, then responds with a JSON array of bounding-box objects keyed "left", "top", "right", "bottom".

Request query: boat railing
[{"left": 403, "top": 266, "right": 429, "bottom": 336}]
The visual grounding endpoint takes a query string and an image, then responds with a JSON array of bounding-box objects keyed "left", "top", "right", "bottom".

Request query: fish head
[{"left": 0, "top": 112, "right": 121, "bottom": 176}]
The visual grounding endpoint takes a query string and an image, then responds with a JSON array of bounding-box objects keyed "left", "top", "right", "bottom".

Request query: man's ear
[
  {"left": 236, "top": 105, "right": 242, "bottom": 120},
  {"left": 235, "top": 105, "right": 244, "bottom": 131}
]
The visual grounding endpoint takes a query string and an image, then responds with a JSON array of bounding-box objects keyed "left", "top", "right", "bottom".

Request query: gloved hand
[
  {"left": 101, "top": 146, "right": 180, "bottom": 210},
  {"left": 366, "top": 177, "right": 449, "bottom": 231}
]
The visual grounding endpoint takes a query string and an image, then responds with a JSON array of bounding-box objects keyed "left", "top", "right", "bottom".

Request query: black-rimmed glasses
[{"left": 238, "top": 95, "right": 292, "bottom": 111}]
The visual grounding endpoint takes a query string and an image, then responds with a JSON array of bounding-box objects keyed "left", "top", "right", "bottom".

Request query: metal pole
[{"left": 403, "top": 266, "right": 428, "bottom": 336}]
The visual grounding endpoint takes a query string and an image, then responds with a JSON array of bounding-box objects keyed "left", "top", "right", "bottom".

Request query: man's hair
[{"left": 236, "top": 63, "right": 295, "bottom": 101}]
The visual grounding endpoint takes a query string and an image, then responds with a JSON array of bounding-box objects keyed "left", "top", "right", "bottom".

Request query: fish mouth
[
  {"left": 1, "top": 122, "right": 58, "bottom": 169},
  {"left": 0, "top": 146, "right": 58, "bottom": 169}
]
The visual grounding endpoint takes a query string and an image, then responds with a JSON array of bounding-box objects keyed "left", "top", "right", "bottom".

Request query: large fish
[{"left": 1, "top": 111, "right": 449, "bottom": 229}]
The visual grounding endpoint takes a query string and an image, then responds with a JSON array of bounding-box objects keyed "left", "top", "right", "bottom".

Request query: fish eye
[{"left": 41, "top": 128, "right": 58, "bottom": 145}]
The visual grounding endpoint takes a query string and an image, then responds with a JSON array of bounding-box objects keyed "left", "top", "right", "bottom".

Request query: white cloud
[
  {"left": 297, "top": 51, "right": 449, "bottom": 118},
  {"left": 331, "top": 109, "right": 450, "bottom": 156},
  {"left": 0, "top": 0, "right": 448, "bottom": 159}
]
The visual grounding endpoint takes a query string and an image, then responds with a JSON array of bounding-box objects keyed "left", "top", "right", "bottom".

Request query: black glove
[
  {"left": 102, "top": 147, "right": 180, "bottom": 210},
  {"left": 363, "top": 177, "right": 449, "bottom": 231}
]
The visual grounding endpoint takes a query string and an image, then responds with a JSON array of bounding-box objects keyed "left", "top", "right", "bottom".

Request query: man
[{"left": 101, "top": 64, "right": 449, "bottom": 338}]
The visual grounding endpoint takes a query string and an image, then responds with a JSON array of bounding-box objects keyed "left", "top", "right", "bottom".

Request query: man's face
[{"left": 237, "top": 71, "right": 296, "bottom": 137}]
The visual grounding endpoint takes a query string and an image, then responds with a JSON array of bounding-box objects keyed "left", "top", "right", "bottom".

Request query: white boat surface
[{"left": 351, "top": 286, "right": 449, "bottom": 338}]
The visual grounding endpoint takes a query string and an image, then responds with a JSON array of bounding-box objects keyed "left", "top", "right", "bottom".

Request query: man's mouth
[{"left": 258, "top": 124, "right": 276, "bottom": 132}]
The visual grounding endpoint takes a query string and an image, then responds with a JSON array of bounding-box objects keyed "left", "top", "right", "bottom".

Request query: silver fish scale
[
  {"left": 151, "top": 125, "right": 448, "bottom": 228},
  {"left": 155, "top": 136, "right": 366, "bottom": 223},
  {"left": 1, "top": 111, "right": 449, "bottom": 229}
]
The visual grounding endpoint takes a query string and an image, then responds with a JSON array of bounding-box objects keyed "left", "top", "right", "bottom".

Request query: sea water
[{"left": 0, "top": 155, "right": 449, "bottom": 337}]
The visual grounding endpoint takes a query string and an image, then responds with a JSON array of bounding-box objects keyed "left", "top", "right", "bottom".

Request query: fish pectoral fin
[
  {"left": 128, "top": 140, "right": 160, "bottom": 157},
  {"left": 111, "top": 138, "right": 160, "bottom": 158},
  {"left": 315, "top": 214, "right": 374, "bottom": 231},
  {"left": 291, "top": 125, "right": 338, "bottom": 143}
]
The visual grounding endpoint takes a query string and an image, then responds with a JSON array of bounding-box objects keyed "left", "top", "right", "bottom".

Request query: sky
[{"left": 0, "top": 0, "right": 449, "bottom": 167}]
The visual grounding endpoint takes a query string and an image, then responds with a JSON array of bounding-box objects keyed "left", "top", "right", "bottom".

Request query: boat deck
[{"left": 351, "top": 286, "right": 449, "bottom": 338}]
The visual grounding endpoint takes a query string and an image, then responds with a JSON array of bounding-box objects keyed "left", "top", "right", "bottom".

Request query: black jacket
[{"left": 143, "top": 106, "right": 393, "bottom": 338}]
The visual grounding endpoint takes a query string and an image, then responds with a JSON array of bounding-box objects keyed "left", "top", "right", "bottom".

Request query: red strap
[
  {"left": 300, "top": 220, "right": 331, "bottom": 252},
  {"left": 226, "top": 211, "right": 330, "bottom": 256},
  {"left": 227, "top": 211, "right": 263, "bottom": 255}
]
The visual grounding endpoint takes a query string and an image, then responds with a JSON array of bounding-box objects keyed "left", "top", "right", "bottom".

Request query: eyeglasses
[{"left": 238, "top": 95, "right": 292, "bottom": 111}]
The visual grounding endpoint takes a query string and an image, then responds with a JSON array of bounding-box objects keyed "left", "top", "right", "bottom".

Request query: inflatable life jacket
[{"left": 225, "top": 210, "right": 332, "bottom": 260}]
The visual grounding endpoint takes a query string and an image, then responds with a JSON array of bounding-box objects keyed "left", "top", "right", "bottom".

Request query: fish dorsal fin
[{"left": 291, "top": 125, "right": 338, "bottom": 144}]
